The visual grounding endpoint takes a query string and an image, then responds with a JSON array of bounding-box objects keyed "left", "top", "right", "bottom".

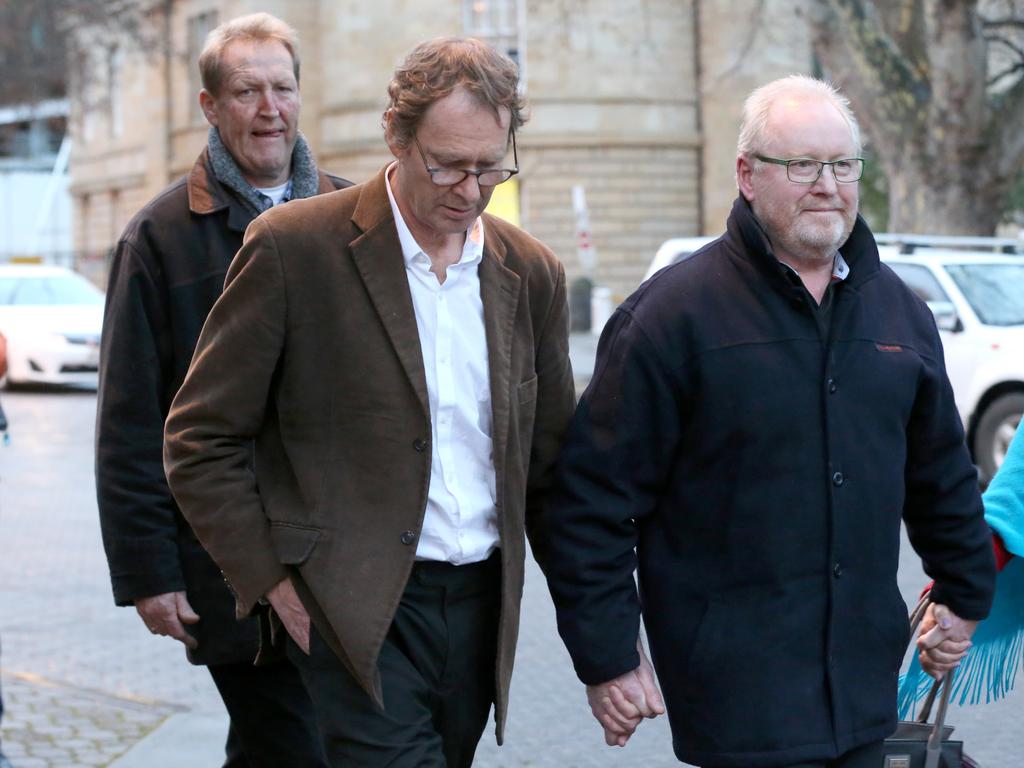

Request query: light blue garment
[
  {"left": 985, "top": 427, "right": 1024, "bottom": 557},
  {"left": 899, "top": 426, "right": 1024, "bottom": 715}
]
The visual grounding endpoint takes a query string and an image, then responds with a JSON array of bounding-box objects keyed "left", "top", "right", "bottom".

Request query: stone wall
[{"left": 68, "top": 0, "right": 813, "bottom": 298}]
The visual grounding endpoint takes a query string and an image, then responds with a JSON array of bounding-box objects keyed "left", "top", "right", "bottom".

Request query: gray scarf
[{"left": 207, "top": 127, "right": 320, "bottom": 217}]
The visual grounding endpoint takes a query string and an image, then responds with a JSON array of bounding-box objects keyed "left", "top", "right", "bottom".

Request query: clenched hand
[{"left": 135, "top": 591, "right": 200, "bottom": 650}]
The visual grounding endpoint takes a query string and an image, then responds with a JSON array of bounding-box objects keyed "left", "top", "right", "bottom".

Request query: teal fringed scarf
[{"left": 898, "top": 427, "right": 1024, "bottom": 716}]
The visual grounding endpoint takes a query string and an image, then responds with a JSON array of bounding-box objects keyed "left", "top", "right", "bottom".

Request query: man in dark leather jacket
[{"left": 94, "top": 13, "right": 348, "bottom": 766}]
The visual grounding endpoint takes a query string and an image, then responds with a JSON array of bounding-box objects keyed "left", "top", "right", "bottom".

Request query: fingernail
[{"left": 940, "top": 619, "right": 951, "bottom": 629}]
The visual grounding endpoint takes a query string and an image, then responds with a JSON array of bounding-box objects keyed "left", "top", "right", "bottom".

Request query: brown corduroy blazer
[{"left": 163, "top": 167, "right": 576, "bottom": 743}]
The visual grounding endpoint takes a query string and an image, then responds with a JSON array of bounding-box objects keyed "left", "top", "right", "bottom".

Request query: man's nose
[
  {"left": 257, "top": 89, "right": 280, "bottom": 116},
  {"left": 452, "top": 173, "right": 483, "bottom": 202},
  {"left": 811, "top": 165, "right": 839, "bottom": 193}
]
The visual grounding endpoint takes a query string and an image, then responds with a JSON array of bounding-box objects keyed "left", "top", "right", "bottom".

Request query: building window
[
  {"left": 108, "top": 45, "right": 123, "bottom": 138},
  {"left": 187, "top": 10, "right": 219, "bottom": 121},
  {"left": 463, "top": 0, "right": 525, "bottom": 86}
]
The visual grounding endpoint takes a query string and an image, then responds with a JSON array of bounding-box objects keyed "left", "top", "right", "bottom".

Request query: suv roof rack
[{"left": 874, "top": 233, "right": 1021, "bottom": 254}]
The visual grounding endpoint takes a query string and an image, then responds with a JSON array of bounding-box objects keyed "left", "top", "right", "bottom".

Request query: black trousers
[
  {"left": 705, "top": 740, "right": 885, "bottom": 768},
  {"left": 287, "top": 553, "right": 501, "bottom": 768},
  {"left": 207, "top": 656, "right": 328, "bottom": 768}
]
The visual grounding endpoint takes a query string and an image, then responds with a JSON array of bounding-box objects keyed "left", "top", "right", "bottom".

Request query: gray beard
[{"left": 753, "top": 203, "right": 855, "bottom": 264}]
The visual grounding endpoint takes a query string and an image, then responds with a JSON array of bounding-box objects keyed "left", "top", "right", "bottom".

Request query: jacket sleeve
[
  {"left": 523, "top": 263, "right": 578, "bottom": 570},
  {"left": 95, "top": 236, "right": 186, "bottom": 605},
  {"left": 543, "top": 306, "right": 683, "bottom": 685},
  {"left": 903, "top": 326, "right": 996, "bottom": 620},
  {"left": 163, "top": 217, "right": 290, "bottom": 618}
]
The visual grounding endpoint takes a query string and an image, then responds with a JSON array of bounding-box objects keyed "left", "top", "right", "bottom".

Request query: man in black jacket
[
  {"left": 544, "top": 75, "right": 996, "bottom": 768},
  {"left": 95, "top": 13, "right": 348, "bottom": 766}
]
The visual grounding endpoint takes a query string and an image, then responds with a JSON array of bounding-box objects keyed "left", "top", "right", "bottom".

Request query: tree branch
[
  {"left": 985, "top": 33, "right": 1024, "bottom": 63},
  {"left": 984, "top": 73, "right": 1024, "bottom": 181},
  {"left": 811, "top": 0, "right": 930, "bottom": 148},
  {"left": 981, "top": 17, "right": 1024, "bottom": 30},
  {"left": 987, "top": 62, "right": 1024, "bottom": 87}
]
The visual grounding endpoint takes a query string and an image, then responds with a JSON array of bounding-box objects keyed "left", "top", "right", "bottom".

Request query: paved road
[{"left": 0, "top": 388, "right": 1021, "bottom": 766}]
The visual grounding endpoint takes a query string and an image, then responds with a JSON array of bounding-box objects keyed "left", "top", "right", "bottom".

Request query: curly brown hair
[{"left": 384, "top": 37, "right": 527, "bottom": 148}]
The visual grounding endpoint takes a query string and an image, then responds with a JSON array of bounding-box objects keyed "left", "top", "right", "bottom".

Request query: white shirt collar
[
  {"left": 384, "top": 161, "right": 485, "bottom": 268},
  {"left": 778, "top": 251, "right": 850, "bottom": 283}
]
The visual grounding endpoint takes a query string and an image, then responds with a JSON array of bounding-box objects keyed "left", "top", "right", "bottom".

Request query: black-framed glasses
[
  {"left": 756, "top": 155, "right": 864, "bottom": 184},
  {"left": 414, "top": 130, "right": 519, "bottom": 187}
]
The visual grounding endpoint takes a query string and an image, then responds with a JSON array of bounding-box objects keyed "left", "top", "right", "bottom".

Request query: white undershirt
[
  {"left": 255, "top": 179, "right": 291, "bottom": 207},
  {"left": 385, "top": 162, "right": 499, "bottom": 564}
]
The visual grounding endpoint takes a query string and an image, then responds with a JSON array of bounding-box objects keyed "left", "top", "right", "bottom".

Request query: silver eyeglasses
[
  {"left": 756, "top": 155, "right": 864, "bottom": 184},
  {"left": 414, "top": 131, "right": 519, "bottom": 187}
]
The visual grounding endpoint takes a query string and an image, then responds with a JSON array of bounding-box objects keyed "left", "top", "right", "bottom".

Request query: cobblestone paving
[
  {"left": 1, "top": 377, "right": 1022, "bottom": 767},
  {"left": 0, "top": 673, "right": 177, "bottom": 767}
]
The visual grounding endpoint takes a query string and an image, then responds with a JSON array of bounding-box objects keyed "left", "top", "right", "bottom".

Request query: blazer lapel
[
  {"left": 479, "top": 234, "right": 521, "bottom": 514},
  {"left": 350, "top": 170, "right": 429, "bottom": 418}
]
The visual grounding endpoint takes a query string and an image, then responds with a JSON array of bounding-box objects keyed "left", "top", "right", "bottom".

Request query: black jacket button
[
  {"left": 833, "top": 563, "right": 843, "bottom": 578},
  {"left": 828, "top": 378, "right": 837, "bottom": 394},
  {"left": 400, "top": 530, "right": 416, "bottom": 545},
  {"left": 832, "top": 471, "right": 844, "bottom": 487},
  {"left": 412, "top": 438, "right": 427, "bottom": 452}
]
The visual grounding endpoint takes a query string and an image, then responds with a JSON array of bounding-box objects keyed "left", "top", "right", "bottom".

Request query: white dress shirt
[{"left": 385, "top": 163, "right": 499, "bottom": 564}]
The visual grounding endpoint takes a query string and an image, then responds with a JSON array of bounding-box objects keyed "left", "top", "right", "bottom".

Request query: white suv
[
  {"left": 880, "top": 250, "right": 1024, "bottom": 484},
  {"left": 645, "top": 238, "right": 1024, "bottom": 484}
]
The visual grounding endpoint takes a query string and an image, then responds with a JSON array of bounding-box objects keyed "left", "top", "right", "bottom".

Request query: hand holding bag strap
[{"left": 907, "top": 594, "right": 957, "bottom": 768}]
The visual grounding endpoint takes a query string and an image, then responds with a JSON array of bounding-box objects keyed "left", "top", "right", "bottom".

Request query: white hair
[{"left": 736, "top": 74, "right": 861, "bottom": 156}]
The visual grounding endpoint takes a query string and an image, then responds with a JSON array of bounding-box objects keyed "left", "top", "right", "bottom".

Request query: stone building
[{"left": 68, "top": 0, "right": 811, "bottom": 299}]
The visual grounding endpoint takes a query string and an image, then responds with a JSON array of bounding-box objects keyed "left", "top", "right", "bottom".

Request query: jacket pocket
[{"left": 269, "top": 522, "right": 322, "bottom": 565}]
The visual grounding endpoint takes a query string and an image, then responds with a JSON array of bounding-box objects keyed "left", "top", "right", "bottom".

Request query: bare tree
[
  {"left": 0, "top": 0, "right": 161, "bottom": 108},
  {"left": 804, "top": 0, "right": 1024, "bottom": 234}
]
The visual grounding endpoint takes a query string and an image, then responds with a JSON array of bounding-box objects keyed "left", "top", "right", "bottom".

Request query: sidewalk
[
  {"left": 0, "top": 672, "right": 196, "bottom": 767},
  {"left": 2, "top": 343, "right": 1023, "bottom": 766},
  {"left": 0, "top": 335, "right": 602, "bottom": 767}
]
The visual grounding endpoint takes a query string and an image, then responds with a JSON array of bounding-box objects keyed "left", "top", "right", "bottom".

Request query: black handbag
[{"left": 882, "top": 596, "right": 980, "bottom": 768}]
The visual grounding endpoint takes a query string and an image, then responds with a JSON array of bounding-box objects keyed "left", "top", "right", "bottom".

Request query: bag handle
[{"left": 906, "top": 594, "right": 956, "bottom": 768}]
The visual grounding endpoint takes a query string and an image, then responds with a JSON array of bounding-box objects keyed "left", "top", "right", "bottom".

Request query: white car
[
  {"left": 881, "top": 251, "right": 1024, "bottom": 484},
  {"left": 644, "top": 239, "right": 1024, "bottom": 483},
  {"left": 0, "top": 264, "right": 104, "bottom": 388},
  {"left": 642, "top": 237, "right": 715, "bottom": 282}
]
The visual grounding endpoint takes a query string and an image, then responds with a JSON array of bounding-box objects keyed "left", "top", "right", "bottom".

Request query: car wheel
[{"left": 973, "top": 392, "right": 1024, "bottom": 485}]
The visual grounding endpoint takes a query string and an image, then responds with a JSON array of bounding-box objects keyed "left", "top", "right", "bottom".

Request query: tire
[{"left": 973, "top": 392, "right": 1024, "bottom": 485}]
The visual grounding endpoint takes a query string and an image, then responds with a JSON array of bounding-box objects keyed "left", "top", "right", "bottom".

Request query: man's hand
[
  {"left": 917, "top": 602, "right": 977, "bottom": 680},
  {"left": 585, "top": 638, "right": 665, "bottom": 747},
  {"left": 266, "top": 577, "right": 311, "bottom": 654},
  {"left": 135, "top": 591, "right": 200, "bottom": 650}
]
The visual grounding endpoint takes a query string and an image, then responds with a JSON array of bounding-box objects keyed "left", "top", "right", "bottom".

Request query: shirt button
[
  {"left": 832, "top": 471, "right": 844, "bottom": 487},
  {"left": 833, "top": 563, "right": 843, "bottom": 578},
  {"left": 413, "top": 438, "right": 427, "bottom": 452},
  {"left": 828, "top": 378, "right": 837, "bottom": 394},
  {"left": 400, "top": 530, "right": 416, "bottom": 545}
]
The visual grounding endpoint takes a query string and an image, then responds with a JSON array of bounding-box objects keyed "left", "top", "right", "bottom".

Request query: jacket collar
[
  {"left": 348, "top": 166, "right": 516, "bottom": 423},
  {"left": 725, "top": 195, "right": 880, "bottom": 290},
  {"left": 351, "top": 165, "right": 509, "bottom": 265},
  {"left": 187, "top": 146, "right": 339, "bottom": 233}
]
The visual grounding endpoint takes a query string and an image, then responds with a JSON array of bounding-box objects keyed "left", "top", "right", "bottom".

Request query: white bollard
[{"left": 590, "top": 286, "right": 613, "bottom": 336}]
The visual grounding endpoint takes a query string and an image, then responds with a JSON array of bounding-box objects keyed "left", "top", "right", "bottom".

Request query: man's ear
[
  {"left": 199, "top": 89, "right": 219, "bottom": 127},
  {"left": 383, "top": 109, "right": 405, "bottom": 160},
  {"left": 736, "top": 153, "right": 756, "bottom": 201}
]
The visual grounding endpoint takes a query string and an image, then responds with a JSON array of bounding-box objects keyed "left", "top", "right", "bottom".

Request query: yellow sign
[{"left": 485, "top": 178, "right": 520, "bottom": 227}]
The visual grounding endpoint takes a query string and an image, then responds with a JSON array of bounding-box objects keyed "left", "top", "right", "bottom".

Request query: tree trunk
[
  {"left": 805, "top": 0, "right": 1024, "bottom": 235},
  {"left": 886, "top": 161, "right": 1005, "bottom": 233}
]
